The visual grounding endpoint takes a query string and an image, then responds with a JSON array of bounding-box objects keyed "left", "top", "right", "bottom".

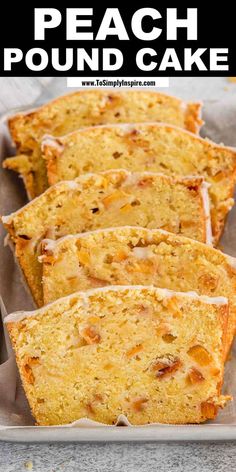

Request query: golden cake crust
[
  {"left": 3, "top": 90, "right": 203, "bottom": 198},
  {"left": 5, "top": 286, "right": 229, "bottom": 426}
]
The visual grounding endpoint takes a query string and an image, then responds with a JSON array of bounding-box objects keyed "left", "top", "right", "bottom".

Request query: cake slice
[
  {"left": 1, "top": 170, "right": 211, "bottom": 307},
  {"left": 40, "top": 227, "right": 236, "bottom": 356},
  {"left": 42, "top": 123, "right": 236, "bottom": 243},
  {"left": 5, "top": 286, "right": 229, "bottom": 426},
  {"left": 3, "top": 90, "right": 202, "bottom": 199}
]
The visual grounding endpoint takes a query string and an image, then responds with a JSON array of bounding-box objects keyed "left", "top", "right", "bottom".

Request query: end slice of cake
[
  {"left": 5, "top": 286, "right": 229, "bottom": 426},
  {"left": 40, "top": 227, "right": 236, "bottom": 356},
  {"left": 41, "top": 123, "right": 236, "bottom": 243},
  {"left": 3, "top": 90, "right": 203, "bottom": 199},
  {"left": 1, "top": 170, "right": 211, "bottom": 307}
]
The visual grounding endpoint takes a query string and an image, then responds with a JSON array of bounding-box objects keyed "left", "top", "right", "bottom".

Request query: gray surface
[
  {"left": 1, "top": 77, "right": 236, "bottom": 470},
  {"left": 1, "top": 441, "right": 236, "bottom": 471}
]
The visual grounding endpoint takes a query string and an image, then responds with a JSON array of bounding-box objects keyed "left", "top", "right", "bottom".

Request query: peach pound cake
[
  {"left": 42, "top": 123, "right": 236, "bottom": 243},
  {"left": 3, "top": 90, "right": 203, "bottom": 198},
  {"left": 40, "top": 227, "right": 236, "bottom": 356},
  {"left": 5, "top": 286, "right": 230, "bottom": 426},
  {"left": 2, "top": 170, "right": 211, "bottom": 307}
]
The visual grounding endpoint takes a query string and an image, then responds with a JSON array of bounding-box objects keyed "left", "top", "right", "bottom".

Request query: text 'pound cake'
[
  {"left": 3, "top": 90, "right": 203, "bottom": 199},
  {"left": 42, "top": 123, "right": 236, "bottom": 244},
  {"left": 5, "top": 286, "right": 230, "bottom": 426},
  {"left": 2, "top": 170, "right": 211, "bottom": 307},
  {"left": 41, "top": 227, "right": 236, "bottom": 356}
]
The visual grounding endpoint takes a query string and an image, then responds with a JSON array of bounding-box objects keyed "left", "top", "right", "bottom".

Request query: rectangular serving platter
[
  {"left": 1, "top": 424, "right": 236, "bottom": 443},
  {"left": 0, "top": 103, "right": 236, "bottom": 442}
]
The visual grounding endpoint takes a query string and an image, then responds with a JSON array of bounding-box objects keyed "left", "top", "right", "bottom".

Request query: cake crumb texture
[
  {"left": 5, "top": 286, "right": 229, "bottom": 426},
  {"left": 41, "top": 226, "right": 236, "bottom": 355},
  {"left": 4, "top": 90, "right": 203, "bottom": 198},
  {"left": 42, "top": 123, "right": 236, "bottom": 243},
  {"left": 2, "top": 170, "right": 209, "bottom": 306}
]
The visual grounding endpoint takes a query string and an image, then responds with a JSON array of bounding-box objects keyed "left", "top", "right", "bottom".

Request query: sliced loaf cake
[
  {"left": 42, "top": 123, "right": 236, "bottom": 243},
  {"left": 40, "top": 227, "right": 236, "bottom": 356},
  {"left": 5, "top": 286, "right": 229, "bottom": 426},
  {"left": 3, "top": 90, "right": 202, "bottom": 198},
  {"left": 2, "top": 170, "right": 211, "bottom": 306}
]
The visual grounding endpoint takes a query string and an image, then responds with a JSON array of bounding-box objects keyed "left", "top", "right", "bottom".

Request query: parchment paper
[{"left": 0, "top": 95, "right": 236, "bottom": 428}]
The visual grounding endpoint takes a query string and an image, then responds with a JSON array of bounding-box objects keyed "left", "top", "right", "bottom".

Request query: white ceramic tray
[{"left": 0, "top": 103, "right": 236, "bottom": 442}]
